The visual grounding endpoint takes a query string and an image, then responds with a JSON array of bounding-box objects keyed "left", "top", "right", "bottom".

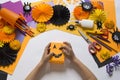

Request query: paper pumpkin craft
[
  {"left": 50, "top": 5, "right": 70, "bottom": 26},
  {"left": 49, "top": 42, "right": 64, "bottom": 64},
  {"left": 32, "top": 3, "right": 53, "bottom": 23}
]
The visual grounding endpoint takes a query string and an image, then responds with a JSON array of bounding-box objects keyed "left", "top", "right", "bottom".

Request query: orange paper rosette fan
[
  {"left": 32, "top": 3, "right": 53, "bottom": 22},
  {"left": 73, "top": 6, "right": 90, "bottom": 20}
]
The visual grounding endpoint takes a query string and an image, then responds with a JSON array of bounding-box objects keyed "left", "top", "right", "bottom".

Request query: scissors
[{"left": 78, "top": 30, "right": 101, "bottom": 54}]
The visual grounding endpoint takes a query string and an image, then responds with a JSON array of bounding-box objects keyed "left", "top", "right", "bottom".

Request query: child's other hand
[{"left": 60, "top": 42, "right": 76, "bottom": 62}]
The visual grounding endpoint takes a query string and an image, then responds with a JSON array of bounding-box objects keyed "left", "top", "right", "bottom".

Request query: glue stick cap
[{"left": 76, "top": 19, "right": 94, "bottom": 29}]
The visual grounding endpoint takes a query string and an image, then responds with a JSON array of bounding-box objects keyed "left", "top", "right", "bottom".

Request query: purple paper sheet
[{"left": 1, "top": 1, "right": 33, "bottom": 22}]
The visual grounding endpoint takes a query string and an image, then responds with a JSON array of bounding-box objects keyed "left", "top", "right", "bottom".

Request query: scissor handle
[
  {"left": 88, "top": 45, "right": 97, "bottom": 54},
  {"left": 92, "top": 42, "right": 101, "bottom": 51}
]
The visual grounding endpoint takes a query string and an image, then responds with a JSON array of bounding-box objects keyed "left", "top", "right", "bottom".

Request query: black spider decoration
[
  {"left": 111, "top": 28, "right": 120, "bottom": 45},
  {"left": 97, "top": 21, "right": 102, "bottom": 29},
  {"left": 81, "top": 1, "right": 93, "bottom": 11},
  {"left": 66, "top": 24, "right": 76, "bottom": 31},
  {"left": 23, "top": 2, "right": 32, "bottom": 17}
]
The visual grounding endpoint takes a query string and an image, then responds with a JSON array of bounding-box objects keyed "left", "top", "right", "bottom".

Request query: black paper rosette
[
  {"left": 0, "top": 43, "right": 18, "bottom": 66},
  {"left": 50, "top": 5, "right": 70, "bottom": 26}
]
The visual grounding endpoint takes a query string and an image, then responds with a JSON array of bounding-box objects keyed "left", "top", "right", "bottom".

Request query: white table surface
[{"left": 0, "top": 0, "right": 120, "bottom": 80}]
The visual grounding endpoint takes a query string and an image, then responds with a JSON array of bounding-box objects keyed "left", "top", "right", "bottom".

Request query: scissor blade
[{"left": 78, "top": 30, "right": 90, "bottom": 43}]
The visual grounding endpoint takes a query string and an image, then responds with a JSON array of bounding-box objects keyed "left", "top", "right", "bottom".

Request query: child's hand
[
  {"left": 60, "top": 42, "right": 76, "bottom": 62},
  {"left": 40, "top": 43, "right": 53, "bottom": 64}
]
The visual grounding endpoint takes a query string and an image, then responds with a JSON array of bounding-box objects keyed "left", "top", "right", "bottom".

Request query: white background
[{"left": 0, "top": 0, "right": 120, "bottom": 80}]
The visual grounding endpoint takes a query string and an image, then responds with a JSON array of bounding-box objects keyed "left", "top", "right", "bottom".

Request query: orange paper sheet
[{"left": 0, "top": 0, "right": 119, "bottom": 74}]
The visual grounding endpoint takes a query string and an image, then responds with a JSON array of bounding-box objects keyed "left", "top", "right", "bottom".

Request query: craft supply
[
  {"left": 0, "top": 71, "right": 7, "bottom": 80},
  {"left": 100, "top": 50, "right": 110, "bottom": 60},
  {"left": 104, "top": 19, "right": 115, "bottom": 29},
  {"left": 50, "top": 5, "right": 70, "bottom": 26},
  {"left": 86, "top": 30, "right": 110, "bottom": 43},
  {"left": 100, "top": 29, "right": 109, "bottom": 39},
  {"left": 106, "top": 55, "right": 120, "bottom": 76},
  {"left": 97, "top": 35, "right": 111, "bottom": 43},
  {"left": 89, "top": 34, "right": 118, "bottom": 53},
  {"left": 89, "top": 9, "right": 106, "bottom": 29},
  {"left": 49, "top": 42, "right": 64, "bottom": 64},
  {"left": 36, "top": 23, "right": 46, "bottom": 33},
  {"left": 76, "top": 19, "right": 94, "bottom": 29},
  {"left": 23, "top": 2, "right": 32, "bottom": 16},
  {"left": 32, "top": 3, "right": 53, "bottom": 23},
  {"left": 111, "top": 28, "right": 120, "bottom": 44},
  {"left": 66, "top": 24, "right": 76, "bottom": 31},
  {"left": 89, "top": 9, "right": 106, "bottom": 23},
  {"left": 9, "top": 40, "right": 21, "bottom": 50},
  {"left": 0, "top": 8, "right": 34, "bottom": 37},
  {"left": 91, "top": 1, "right": 104, "bottom": 10},
  {"left": 78, "top": 30, "right": 101, "bottom": 54},
  {"left": 0, "top": 41, "right": 4, "bottom": 47},
  {"left": 2, "top": 25, "right": 15, "bottom": 34},
  {"left": 81, "top": 1, "right": 93, "bottom": 11},
  {"left": 106, "top": 63, "right": 114, "bottom": 76},
  {"left": 0, "top": 43, "right": 18, "bottom": 66},
  {"left": 86, "top": 31, "right": 103, "bottom": 35},
  {"left": 73, "top": 6, "right": 90, "bottom": 20},
  {"left": 96, "top": 21, "right": 102, "bottom": 29},
  {"left": 0, "top": 31, "right": 16, "bottom": 43},
  {"left": 0, "top": 19, "right": 5, "bottom": 29},
  {"left": 16, "top": 19, "right": 34, "bottom": 37}
]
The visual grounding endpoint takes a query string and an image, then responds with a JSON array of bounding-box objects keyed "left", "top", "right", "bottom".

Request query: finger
[
  {"left": 60, "top": 46, "right": 70, "bottom": 51},
  {"left": 46, "top": 48, "right": 50, "bottom": 54},
  {"left": 44, "top": 43, "right": 51, "bottom": 53},
  {"left": 63, "top": 42, "right": 72, "bottom": 48},
  {"left": 62, "top": 49, "right": 69, "bottom": 56},
  {"left": 48, "top": 52, "right": 53, "bottom": 59},
  {"left": 60, "top": 46, "right": 68, "bottom": 50},
  {"left": 45, "top": 43, "right": 51, "bottom": 49}
]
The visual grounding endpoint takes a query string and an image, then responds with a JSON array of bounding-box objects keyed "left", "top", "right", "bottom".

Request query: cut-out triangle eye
[{"left": 53, "top": 45, "right": 56, "bottom": 48}]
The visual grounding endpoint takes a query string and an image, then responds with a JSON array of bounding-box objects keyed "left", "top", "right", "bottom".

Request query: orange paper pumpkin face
[{"left": 49, "top": 42, "right": 64, "bottom": 64}]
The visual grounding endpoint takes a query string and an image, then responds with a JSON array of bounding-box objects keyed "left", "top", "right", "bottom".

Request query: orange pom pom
[
  {"left": 104, "top": 19, "right": 115, "bottom": 29},
  {"left": 9, "top": 40, "right": 21, "bottom": 50}
]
